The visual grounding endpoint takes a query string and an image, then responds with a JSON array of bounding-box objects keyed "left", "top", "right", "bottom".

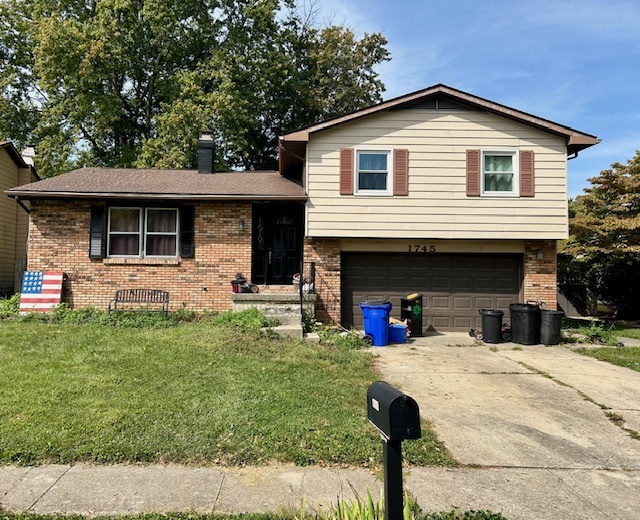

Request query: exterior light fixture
[
  {"left": 239, "top": 219, "right": 245, "bottom": 232},
  {"left": 536, "top": 249, "right": 543, "bottom": 260}
]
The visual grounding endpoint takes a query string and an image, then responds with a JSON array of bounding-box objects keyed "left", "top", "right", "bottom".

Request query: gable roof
[
  {"left": 1, "top": 141, "right": 30, "bottom": 169},
  {"left": 280, "top": 84, "right": 600, "bottom": 154},
  {"left": 5, "top": 167, "right": 307, "bottom": 201}
]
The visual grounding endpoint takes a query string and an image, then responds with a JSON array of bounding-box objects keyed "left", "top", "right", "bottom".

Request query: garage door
[{"left": 342, "top": 253, "right": 522, "bottom": 332}]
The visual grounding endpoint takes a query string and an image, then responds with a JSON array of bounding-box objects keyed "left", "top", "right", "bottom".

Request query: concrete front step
[{"left": 231, "top": 292, "right": 316, "bottom": 327}]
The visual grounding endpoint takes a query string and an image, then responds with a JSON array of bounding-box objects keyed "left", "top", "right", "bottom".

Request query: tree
[
  {"left": 137, "top": 4, "right": 390, "bottom": 170},
  {"left": 560, "top": 150, "right": 640, "bottom": 318},
  {"left": 0, "top": 0, "right": 390, "bottom": 176}
]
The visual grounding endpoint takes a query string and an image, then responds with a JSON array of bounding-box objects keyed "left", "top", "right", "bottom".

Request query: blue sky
[{"left": 315, "top": 0, "right": 640, "bottom": 198}]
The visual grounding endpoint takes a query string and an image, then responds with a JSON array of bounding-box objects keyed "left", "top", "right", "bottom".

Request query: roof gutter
[{"left": 5, "top": 191, "right": 308, "bottom": 202}]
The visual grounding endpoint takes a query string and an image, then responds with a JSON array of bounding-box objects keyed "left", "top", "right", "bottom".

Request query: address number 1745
[{"left": 408, "top": 245, "right": 436, "bottom": 253}]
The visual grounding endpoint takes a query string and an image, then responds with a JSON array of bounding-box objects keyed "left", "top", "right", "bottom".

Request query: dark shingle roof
[{"left": 6, "top": 167, "right": 307, "bottom": 201}]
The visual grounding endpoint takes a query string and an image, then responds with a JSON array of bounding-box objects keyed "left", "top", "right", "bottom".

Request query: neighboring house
[
  {"left": 6, "top": 84, "right": 599, "bottom": 331},
  {"left": 0, "top": 141, "right": 39, "bottom": 295}
]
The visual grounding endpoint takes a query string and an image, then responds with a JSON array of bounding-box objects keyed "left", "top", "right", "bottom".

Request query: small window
[
  {"left": 482, "top": 151, "right": 518, "bottom": 196},
  {"left": 108, "top": 207, "right": 179, "bottom": 258},
  {"left": 356, "top": 150, "right": 392, "bottom": 195}
]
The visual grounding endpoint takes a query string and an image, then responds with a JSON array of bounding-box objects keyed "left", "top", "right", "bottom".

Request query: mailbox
[{"left": 367, "top": 381, "right": 421, "bottom": 441}]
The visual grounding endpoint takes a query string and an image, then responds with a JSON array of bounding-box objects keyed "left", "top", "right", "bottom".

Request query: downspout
[
  {"left": 15, "top": 196, "right": 31, "bottom": 214},
  {"left": 567, "top": 151, "right": 579, "bottom": 161}
]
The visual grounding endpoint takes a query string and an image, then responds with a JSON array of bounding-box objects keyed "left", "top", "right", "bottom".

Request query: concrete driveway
[{"left": 374, "top": 334, "right": 640, "bottom": 519}]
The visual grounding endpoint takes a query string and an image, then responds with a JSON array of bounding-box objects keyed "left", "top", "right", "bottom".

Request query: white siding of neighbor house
[{"left": 305, "top": 109, "right": 569, "bottom": 239}]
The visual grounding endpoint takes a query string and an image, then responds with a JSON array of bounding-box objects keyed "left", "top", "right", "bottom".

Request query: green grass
[
  {"left": 0, "top": 510, "right": 507, "bottom": 520},
  {"left": 611, "top": 325, "right": 640, "bottom": 340},
  {"left": 0, "top": 321, "right": 454, "bottom": 467},
  {"left": 576, "top": 346, "right": 640, "bottom": 372}
]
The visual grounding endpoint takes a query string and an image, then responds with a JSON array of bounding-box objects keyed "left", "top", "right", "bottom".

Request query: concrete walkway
[{"left": 2, "top": 334, "right": 640, "bottom": 519}]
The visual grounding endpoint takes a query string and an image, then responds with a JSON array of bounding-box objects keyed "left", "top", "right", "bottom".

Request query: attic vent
[{"left": 402, "top": 96, "right": 476, "bottom": 111}]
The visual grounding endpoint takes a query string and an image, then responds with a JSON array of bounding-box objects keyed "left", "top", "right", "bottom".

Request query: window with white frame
[
  {"left": 482, "top": 151, "right": 518, "bottom": 196},
  {"left": 108, "top": 207, "right": 179, "bottom": 257},
  {"left": 355, "top": 149, "right": 392, "bottom": 195}
]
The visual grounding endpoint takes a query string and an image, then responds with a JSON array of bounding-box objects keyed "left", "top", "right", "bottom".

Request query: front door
[{"left": 252, "top": 203, "right": 303, "bottom": 285}]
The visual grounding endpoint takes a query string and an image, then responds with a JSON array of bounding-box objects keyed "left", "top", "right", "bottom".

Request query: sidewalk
[{"left": 3, "top": 463, "right": 640, "bottom": 519}]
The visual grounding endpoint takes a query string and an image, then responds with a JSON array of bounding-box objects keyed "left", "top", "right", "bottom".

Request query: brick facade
[
  {"left": 523, "top": 239, "right": 558, "bottom": 310},
  {"left": 28, "top": 199, "right": 253, "bottom": 312},
  {"left": 303, "top": 238, "right": 341, "bottom": 323}
]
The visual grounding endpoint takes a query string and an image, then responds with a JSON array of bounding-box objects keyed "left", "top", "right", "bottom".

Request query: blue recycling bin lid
[{"left": 359, "top": 300, "right": 391, "bottom": 308}]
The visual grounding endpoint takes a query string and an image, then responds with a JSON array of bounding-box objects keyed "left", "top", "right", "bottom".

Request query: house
[
  {"left": 5, "top": 84, "right": 599, "bottom": 331},
  {"left": 0, "top": 142, "right": 39, "bottom": 295}
]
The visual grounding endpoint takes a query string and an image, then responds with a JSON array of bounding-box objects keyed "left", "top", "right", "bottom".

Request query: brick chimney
[{"left": 197, "top": 131, "right": 215, "bottom": 174}]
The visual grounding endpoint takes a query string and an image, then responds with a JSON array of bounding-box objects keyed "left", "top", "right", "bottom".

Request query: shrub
[
  {"left": 0, "top": 293, "right": 20, "bottom": 316},
  {"left": 317, "top": 326, "right": 370, "bottom": 351},
  {"left": 210, "top": 307, "right": 278, "bottom": 331}
]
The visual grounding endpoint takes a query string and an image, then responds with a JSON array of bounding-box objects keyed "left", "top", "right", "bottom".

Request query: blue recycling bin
[{"left": 359, "top": 300, "right": 392, "bottom": 346}]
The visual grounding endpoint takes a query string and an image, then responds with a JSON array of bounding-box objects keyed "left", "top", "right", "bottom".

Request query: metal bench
[{"left": 108, "top": 289, "right": 170, "bottom": 316}]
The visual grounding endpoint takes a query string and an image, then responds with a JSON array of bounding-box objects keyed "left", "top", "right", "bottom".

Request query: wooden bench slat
[{"left": 109, "top": 289, "right": 170, "bottom": 316}]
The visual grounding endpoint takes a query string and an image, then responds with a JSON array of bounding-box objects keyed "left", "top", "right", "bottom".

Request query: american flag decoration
[{"left": 19, "top": 271, "right": 64, "bottom": 313}]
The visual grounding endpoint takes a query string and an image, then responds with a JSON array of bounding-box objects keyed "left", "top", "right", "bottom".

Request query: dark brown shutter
[
  {"left": 339, "top": 148, "right": 354, "bottom": 195},
  {"left": 179, "top": 205, "right": 195, "bottom": 258},
  {"left": 89, "top": 206, "right": 105, "bottom": 259},
  {"left": 466, "top": 150, "right": 481, "bottom": 196},
  {"left": 520, "top": 150, "right": 535, "bottom": 197},
  {"left": 393, "top": 149, "right": 409, "bottom": 196}
]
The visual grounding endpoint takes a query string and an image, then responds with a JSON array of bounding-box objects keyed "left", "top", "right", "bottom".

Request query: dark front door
[{"left": 252, "top": 203, "right": 303, "bottom": 285}]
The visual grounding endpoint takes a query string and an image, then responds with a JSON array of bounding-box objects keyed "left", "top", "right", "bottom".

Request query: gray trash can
[
  {"left": 541, "top": 310, "right": 564, "bottom": 345},
  {"left": 479, "top": 309, "right": 504, "bottom": 344},
  {"left": 509, "top": 303, "right": 541, "bottom": 345}
]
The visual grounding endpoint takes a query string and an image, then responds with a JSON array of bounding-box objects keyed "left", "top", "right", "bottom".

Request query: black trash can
[
  {"left": 400, "top": 293, "right": 424, "bottom": 337},
  {"left": 509, "top": 303, "right": 541, "bottom": 345},
  {"left": 479, "top": 309, "right": 504, "bottom": 344},
  {"left": 541, "top": 309, "right": 564, "bottom": 345}
]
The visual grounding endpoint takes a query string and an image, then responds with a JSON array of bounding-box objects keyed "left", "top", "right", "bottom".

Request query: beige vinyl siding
[
  {"left": 0, "top": 149, "right": 19, "bottom": 292},
  {"left": 306, "top": 110, "right": 569, "bottom": 239}
]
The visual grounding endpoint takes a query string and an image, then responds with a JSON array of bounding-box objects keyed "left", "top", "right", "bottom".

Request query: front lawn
[
  {"left": 576, "top": 346, "right": 640, "bottom": 372},
  {"left": 0, "top": 319, "right": 453, "bottom": 467}
]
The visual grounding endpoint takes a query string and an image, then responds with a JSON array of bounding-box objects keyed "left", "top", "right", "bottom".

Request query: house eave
[
  {"left": 5, "top": 191, "right": 308, "bottom": 202},
  {"left": 280, "top": 84, "right": 600, "bottom": 152}
]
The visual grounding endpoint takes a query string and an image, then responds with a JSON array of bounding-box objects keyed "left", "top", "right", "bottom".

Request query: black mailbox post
[{"left": 367, "top": 381, "right": 421, "bottom": 520}]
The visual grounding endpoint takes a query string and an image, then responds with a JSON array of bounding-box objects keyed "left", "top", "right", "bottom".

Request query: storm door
[{"left": 252, "top": 203, "right": 303, "bottom": 285}]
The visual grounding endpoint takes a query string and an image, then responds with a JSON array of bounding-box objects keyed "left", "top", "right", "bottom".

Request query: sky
[{"left": 314, "top": 0, "right": 640, "bottom": 198}]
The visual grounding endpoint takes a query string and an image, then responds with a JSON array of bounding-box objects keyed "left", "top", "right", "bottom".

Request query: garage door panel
[
  {"left": 431, "top": 315, "right": 452, "bottom": 330},
  {"left": 453, "top": 297, "right": 472, "bottom": 310},
  {"left": 453, "top": 277, "right": 472, "bottom": 290},
  {"left": 474, "top": 296, "right": 493, "bottom": 309},
  {"left": 474, "top": 257, "right": 493, "bottom": 270},
  {"left": 495, "top": 257, "right": 517, "bottom": 271},
  {"left": 475, "top": 278, "right": 493, "bottom": 290},
  {"left": 496, "top": 277, "right": 517, "bottom": 290},
  {"left": 431, "top": 296, "right": 451, "bottom": 309},
  {"left": 453, "top": 257, "right": 474, "bottom": 269},
  {"left": 453, "top": 316, "right": 473, "bottom": 330},
  {"left": 432, "top": 277, "right": 451, "bottom": 289},
  {"left": 496, "top": 296, "right": 516, "bottom": 309},
  {"left": 431, "top": 258, "right": 451, "bottom": 270},
  {"left": 342, "top": 253, "right": 522, "bottom": 332}
]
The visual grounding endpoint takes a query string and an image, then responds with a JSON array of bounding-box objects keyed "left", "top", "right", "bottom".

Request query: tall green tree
[
  {"left": 0, "top": 0, "right": 390, "bottom": 176},
  {"left": 561, "top": 150, "right": 640, "bottom": 317}
]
